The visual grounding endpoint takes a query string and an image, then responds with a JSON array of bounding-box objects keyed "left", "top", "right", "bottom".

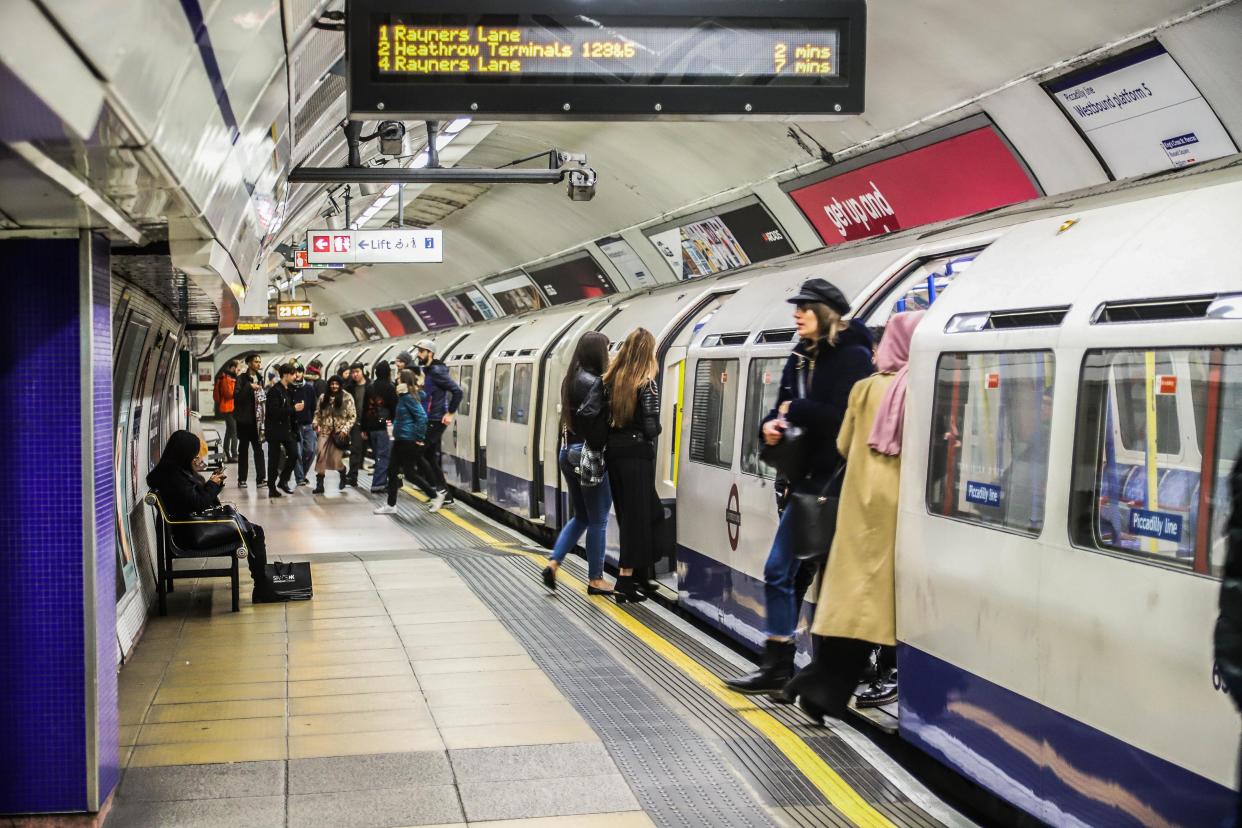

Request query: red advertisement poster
[{"left": 788, "top": 126, "right": 1040, "bottom": 246}]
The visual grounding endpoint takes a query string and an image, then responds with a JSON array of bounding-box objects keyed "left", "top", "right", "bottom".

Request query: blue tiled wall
[{"left": 0, "top": 236, "right": 116, "bottom": 814}]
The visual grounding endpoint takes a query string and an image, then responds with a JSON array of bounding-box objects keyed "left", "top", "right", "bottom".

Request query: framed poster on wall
[
  {"left": 112, "top": 309, "right": 153, "bottom": 598},
  {"left": 527, "top": 253, "right": 618, "bottom": 305}
]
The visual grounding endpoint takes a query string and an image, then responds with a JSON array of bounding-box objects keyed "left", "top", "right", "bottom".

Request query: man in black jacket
[
  {"left": 291, "top": 363, "right": 319, "bottom": 486},
  {"left": 362, "top": 360, "right": 398, "bottom": 493},
  {"left": 414, "top": 339, "right": 463, "bottom": 512},
  {"left": 344, "top": 363, "right": 368, "bottom": 487},
  {"left": 233, "top": 352, "right": 266, "bottom": 488},
  {"left": 264, "top": 363, "right": 303, "bottom": 497},
  {"left": 1214, "top": 446, "right": 1242, "bottom": 823}
]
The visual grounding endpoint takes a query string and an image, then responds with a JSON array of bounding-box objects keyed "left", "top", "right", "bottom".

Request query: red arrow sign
[{"left": 312, "top": 235, "right": 329, "bottom": 252}]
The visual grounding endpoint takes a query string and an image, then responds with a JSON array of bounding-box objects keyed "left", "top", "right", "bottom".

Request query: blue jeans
[
  {"left": 369, "top": 429, "right": 391, "bottom": 489},
  {"left": 763, "top": 509, "right": 805, "bottom": 639},
  {"left": 550, "top": 446, "right": 612, "bottom": 581},
  {"left": 295, "top": 423, "right": 316, "bottom": 481}
]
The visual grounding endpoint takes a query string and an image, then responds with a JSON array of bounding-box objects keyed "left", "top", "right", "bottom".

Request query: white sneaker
[
  {"left": 373, "top": 504, "right": 397, "bottom": 515},
  {"left": 428, "top": 491, "right": 447, "bottom": 513}
]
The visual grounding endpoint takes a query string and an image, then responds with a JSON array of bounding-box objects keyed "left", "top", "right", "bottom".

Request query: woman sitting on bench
[{"left": 146, "top": 430, "right": 287, "bottom": 603}]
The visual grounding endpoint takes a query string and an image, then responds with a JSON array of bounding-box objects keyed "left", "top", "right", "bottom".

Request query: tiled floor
[{"left": 110, "top": 482, "right": 653, "bottom": 828}]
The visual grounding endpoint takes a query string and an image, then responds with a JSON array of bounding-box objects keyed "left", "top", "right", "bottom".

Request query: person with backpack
[
  {"left": 541, "top": 333, "right": 613, "bottom": 595},
  {"left": 726, "top": 279, "right": 874, "bottom": 697},
  {"left": 375, "top": 370, "right": 429, "bottom": 515},
  {"left": 362, "top": 360, "right": 397, "bottom": 493},
  {"left": 414, "top": 339, "right": 463, "bottom": 512},
  {"left": 212, "top": 359, "right": 238, "bottom": 462}
]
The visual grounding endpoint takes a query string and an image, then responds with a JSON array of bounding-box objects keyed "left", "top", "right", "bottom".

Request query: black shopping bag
[{"left": 265, "top": 561, "right": 313, "bottom": 600}]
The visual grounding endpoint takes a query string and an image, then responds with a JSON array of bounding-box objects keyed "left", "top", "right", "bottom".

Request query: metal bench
[{"left": 144, "top": 491, "right": 249, "bottom": 614}]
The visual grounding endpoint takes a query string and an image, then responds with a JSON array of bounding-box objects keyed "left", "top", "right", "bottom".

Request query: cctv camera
[
  {"left": 378, "top": 121, "right": 406, "bottom": 156},
  {"left": 567, "top": 167, "right": 597, "bottom": 202}
]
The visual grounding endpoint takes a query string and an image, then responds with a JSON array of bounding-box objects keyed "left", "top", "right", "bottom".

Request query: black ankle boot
[
  {"left": 313, "top": 474, "right": 325, "bottom": 494},
  {"left": 339, "top": 470, "right": 348, "bottom": 489},
  {"left": 725, "top": 639, "right": 796, "bottom": 695},
  {"left": 612, "top": 575, "right": 647, "bottom": 604}
]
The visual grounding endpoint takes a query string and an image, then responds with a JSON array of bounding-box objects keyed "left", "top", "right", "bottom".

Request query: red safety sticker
[
  {"left": 1158, "top": 375, "right": 1177, "bottom": 395},
  {"left": 986, "top": 372, "right": 1000, "bottom": 390}
]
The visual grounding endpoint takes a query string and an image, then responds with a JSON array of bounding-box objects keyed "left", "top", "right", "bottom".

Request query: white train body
[{"left": 281, "top": 164, "right": 1242, "bottom": 826}]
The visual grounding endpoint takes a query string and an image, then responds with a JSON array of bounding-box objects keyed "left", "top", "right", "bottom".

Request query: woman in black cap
[
  {"left": 147, "top": 430, "right": 288, "bottom": 603},
  {"left": 726, "top": 278, "right": 873, "bottom": 696}
]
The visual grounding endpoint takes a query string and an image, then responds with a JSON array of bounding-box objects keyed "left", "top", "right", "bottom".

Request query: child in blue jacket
[{"left": 375, "top": 370, "right": 428, "bottom": 514}]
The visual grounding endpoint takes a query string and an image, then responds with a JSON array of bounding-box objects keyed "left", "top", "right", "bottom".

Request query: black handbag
[
  {"left": 169, "top": 505, "right": 246, "bottom": 553},
  {"left": 265, "top": 561, "right": 313, "bottom": 600},
  {"left": 784, "top": 466, "right": 845, "bottom": 561},
  {"left": 332, "top": 431, "right": 350, "bottom": 450}
]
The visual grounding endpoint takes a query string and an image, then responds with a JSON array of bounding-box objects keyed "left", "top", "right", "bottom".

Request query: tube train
[{"left": 256, "top": 163, "right": 1242, "bottom": 826}]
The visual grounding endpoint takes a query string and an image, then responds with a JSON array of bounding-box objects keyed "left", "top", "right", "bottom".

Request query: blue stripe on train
[{"left": 898, "top": 643, "right": 1235, "bottom": 828}]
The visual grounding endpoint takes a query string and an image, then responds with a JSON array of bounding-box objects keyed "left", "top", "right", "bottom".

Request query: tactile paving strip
[{"left": 445, "top": 554, "right": 786, "bottom": 828}]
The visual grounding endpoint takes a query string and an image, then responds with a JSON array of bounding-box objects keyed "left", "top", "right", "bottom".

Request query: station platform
[{"left": 110, "top": 477, "right": 969, "bottom": 828}]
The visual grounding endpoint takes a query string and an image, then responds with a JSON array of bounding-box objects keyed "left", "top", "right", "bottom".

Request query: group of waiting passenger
[
  {"left": 211, "top": 340, "right": 462, "bottom": 512},
  {"left": 545, "top": 277, "right": 918, "bottom": 714}
]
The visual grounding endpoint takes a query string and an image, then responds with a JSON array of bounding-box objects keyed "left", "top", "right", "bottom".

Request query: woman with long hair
[
  {"left": 146, "top": 430, "right": 287, "bottom": 603},
  {"left": 542, "top": 332, "right": 613, "bottom": 594},
  {"left": 312, "top": 374, "right": 356, "bottom": 493},
  {"left": 603, "top": 328, "right": 662, "bottom": 603},
  {"left": 727, "top": 278, "right": 874, "bottom": 696},
  {"left": 783, "top": 311, "right": 924, "bottom": 719}
]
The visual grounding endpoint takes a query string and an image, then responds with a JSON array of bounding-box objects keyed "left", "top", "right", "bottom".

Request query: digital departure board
[{"left": 348, "top": 1, "right": 866, "bottom": 120}]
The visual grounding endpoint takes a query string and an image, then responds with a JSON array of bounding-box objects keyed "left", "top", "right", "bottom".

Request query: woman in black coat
[
  {"left": 727, "top": 278, "right": 874, "bottom": 695},
  {"left": 146, "top": 430, "right": 287, "bottom": 603},
  {"left": 603, "top": 328, "right": 663, "bottom": 604}
]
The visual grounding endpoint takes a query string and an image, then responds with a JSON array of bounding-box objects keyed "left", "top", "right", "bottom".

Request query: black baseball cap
[{"left": 787, "top": 278, "right": 850, "bottom": 316}]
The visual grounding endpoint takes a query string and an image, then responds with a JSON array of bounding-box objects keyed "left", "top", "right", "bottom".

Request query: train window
[
  {"left": 926, "top": 351, "right": 1056, "bottom": 536},
  {"left": 491, "top": 363, "right": 512, "bottom": 421},
  {"left": 510, "top": 363, "right": 533, "bottom": 425},
  {"left": 689, "top": 358, "right": 739, "bottom": 469},
  {"left": 457, "top": 366, "right": 474, "bottom": 416},
  {"left": 1069, "top": 347, "right": 1242, "bottom": 577},
  {"left": 740, "top": 358, "right": 787, "bottom": 478},
  {"left": 862, "top": 250, "right": 982, "bottom": 328}
]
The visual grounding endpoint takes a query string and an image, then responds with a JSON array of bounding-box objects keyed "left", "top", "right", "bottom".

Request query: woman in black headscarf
[{"left": 146, "top": 430, "right": 287, "bottom": 603}]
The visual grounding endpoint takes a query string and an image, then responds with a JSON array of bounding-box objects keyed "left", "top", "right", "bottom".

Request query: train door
[
  {"left": 651, "top": 292, "right": 740, "bottom": 587},
  {"left": 528, "top": 314, "right": 589, "bottom": 520},
  {"left": 473, "top": 326, "right": 520, "bottom": 495}
]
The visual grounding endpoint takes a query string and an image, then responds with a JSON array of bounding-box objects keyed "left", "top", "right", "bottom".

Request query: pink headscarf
[{"left": 867, "top": 311, "right": 925, "bottom": 456}]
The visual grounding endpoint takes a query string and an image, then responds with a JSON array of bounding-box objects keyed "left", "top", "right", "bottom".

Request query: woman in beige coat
[
  {"left": 783, "top": 310, "right": 924, "bottom": 721},
  {"left": 311, "top": 375, "right": 356, "bottom": 493}
]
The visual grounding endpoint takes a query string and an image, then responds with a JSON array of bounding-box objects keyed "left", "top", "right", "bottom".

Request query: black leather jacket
[
  {"left": 565, "top": 367, "right": 608, "bottom": 450},
  {"left": 611, "top": 380, "right": 661, "bottom": 444},
  {"left": 1214, "top": 446, "right": 1242, "bottom": 709}
]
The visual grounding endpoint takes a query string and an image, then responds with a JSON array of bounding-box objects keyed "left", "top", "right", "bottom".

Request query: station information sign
[
  {"left": 306, "top": 229, "right": 443, "bottom": 264},
  {"left": 236, "top": 316, "right": 315, "bottom": 335},
  {"left": 347, "top": 0, "right": 866, "bottom": 119}
]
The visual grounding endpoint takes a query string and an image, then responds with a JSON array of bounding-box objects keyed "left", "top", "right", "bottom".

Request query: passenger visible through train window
[
  {"left": 511, "top": 363, "right": 533, "bottom": 424},
  {"left": 1069, "top": 347, "right": 1242, "bottom": 576},
  {"left": 457, "top": 366, "right": 474, "bottom": 416},
  {"left": 491, "top": 363, "right": 512, "bottom": 421},
  {"left": 926, "top": 351, "right": 1055, "bottom": 536},
  {"left": 689, "top": 358, "right": 739, "bottom": 468},
  {"left": 740, "top": 358, "right": 786, "bottom": 478},
  {"left": 863, "top": 250, "right": 980, "bottom": 328}
]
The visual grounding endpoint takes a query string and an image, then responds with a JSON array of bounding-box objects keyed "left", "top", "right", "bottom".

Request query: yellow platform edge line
[{"left": 398, "top": 485, "right": 895, "bottom": 828}]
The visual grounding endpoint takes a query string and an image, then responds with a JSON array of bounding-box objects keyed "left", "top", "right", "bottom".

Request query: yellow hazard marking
[{"left": 398, "top": 484, "right": 896, "bottom": 827}]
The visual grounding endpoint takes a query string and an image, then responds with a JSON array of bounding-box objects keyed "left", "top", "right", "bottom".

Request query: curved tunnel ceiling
[{"left": 279, "top": 0, "right": 1212, "bottom": 317}]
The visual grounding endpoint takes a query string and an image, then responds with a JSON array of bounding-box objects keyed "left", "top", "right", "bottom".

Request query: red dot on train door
[
  {"left": 986, "top": 373, "right": 1000, "bottom": 389},
  {"left": 1158, "top": 375, "right": 1177, "bottom": 395}
]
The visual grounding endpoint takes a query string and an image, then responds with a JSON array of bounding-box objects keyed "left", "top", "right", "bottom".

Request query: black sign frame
[{"left": 347, "top": 0, "right": 866, "bottom": 120}]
